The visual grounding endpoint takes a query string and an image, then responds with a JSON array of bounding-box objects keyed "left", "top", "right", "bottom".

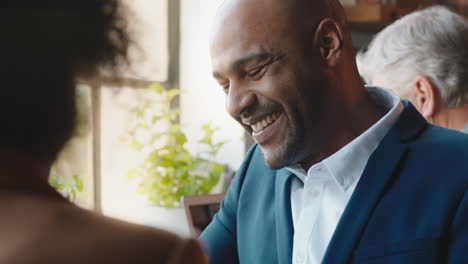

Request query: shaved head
[
  {"left": 286, "top": 0, "right": 347, "bottom": 28},
  {"left": 210, "top": 0, "right": 370, "bottom": 169},
  {"left": 216, "top": 0, "right": 346, "bottom": 24},
  {"left": 212, "top": 0, "right": 347, "bottom": 47}
]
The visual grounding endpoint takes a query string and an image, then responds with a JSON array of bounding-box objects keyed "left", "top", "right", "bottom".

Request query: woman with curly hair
[{"left": 0, "top": 1, "right": 207, "bottom": 263}]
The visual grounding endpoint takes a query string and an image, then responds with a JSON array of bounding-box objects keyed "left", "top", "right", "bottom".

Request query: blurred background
[{"left": 50, "top": 0, "right": 468, "bottom": 237}]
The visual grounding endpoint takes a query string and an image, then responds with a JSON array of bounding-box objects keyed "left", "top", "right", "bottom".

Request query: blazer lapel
[
  {"left": 322, "top": 101, "right": 427, "bottom": 264},
  {"left": 275, "top": 168, "right": 295, "bottom": 264}
]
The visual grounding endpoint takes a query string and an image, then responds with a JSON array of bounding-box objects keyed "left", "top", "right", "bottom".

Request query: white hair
[{"left": 356, "top": 6, "right": 468, "bottom": 107}]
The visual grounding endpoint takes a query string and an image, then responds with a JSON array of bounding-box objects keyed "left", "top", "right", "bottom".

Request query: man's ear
[
  {"left": 411, "top": 77, "right": 440, "bottom": 119},
  {"left": 314, "top": 18, "right": 344, "bottom": 67}
]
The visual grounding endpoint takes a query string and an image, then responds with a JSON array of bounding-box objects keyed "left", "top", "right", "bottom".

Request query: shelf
[
  {"left": 344, "top": 4, "right": 409, "bottom": 23},
  {"left": 347, "top": 21, "right": 388, "bottom": 33}
]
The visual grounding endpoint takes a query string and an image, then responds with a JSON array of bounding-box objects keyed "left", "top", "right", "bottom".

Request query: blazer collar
[
  {"left": 322, "top": 101, "right": 427, "bottom": 263},
  {"left": 275, "top": 168, "right": 295, "bottom": 264},
  {"left": 395, "top": 101, "right": 428, "bottom": 142}
]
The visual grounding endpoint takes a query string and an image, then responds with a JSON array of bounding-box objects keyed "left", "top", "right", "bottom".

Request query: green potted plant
[
  {"left": 121, "top": 83, "right": 226, "bottom": 233},
  {"left": 49, "top": 86, "right": 91, "bottom": 206},
  {"left": 49, "top": 174, "right": 84, "bottom": 202}
]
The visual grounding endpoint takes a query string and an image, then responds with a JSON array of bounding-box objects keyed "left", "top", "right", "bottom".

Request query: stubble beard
[{"left": 261, "top": 121, "right": 301, "bottom": 170}]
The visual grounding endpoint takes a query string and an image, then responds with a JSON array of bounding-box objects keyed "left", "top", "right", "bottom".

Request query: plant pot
[{"left": 137, "top": 206, "right": 191, "bottom": 237}]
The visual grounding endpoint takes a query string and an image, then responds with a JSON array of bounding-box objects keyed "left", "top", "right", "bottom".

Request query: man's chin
[{"left": 260, "top": 147, "right": 292, "bottom": 170}]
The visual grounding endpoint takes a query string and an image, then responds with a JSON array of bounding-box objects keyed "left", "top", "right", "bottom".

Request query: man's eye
[
  {"left": 247, "top": 65, "right": 267, "bottom": 78},
  {"left": 221, "top": 83, "right": 229, "bottom": 94}
]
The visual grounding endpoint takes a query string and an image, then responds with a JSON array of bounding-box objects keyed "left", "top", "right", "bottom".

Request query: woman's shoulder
[
  {"left": 166, "top": 237, "right": 209, "bottom": 264},
  {"left": 58, "top": 204, "right": 208, "bottom": 264},
  {"left": 0, "top": 195, "right": 207, "bottom": 264}
]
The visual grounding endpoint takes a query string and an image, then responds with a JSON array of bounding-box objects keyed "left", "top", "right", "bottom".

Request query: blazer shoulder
[
  {"left": 418, "top": 125, "right": 468, "bottom": 152},
  {"left": 409, "top": 125, "right": 468, "bottom": 187}
]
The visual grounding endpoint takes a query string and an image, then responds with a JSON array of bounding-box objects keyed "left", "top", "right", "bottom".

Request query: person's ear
[
  {"left": 411, "top": 77, "right": 440, "bottom": 119},
  {"left": 314, "top": 18, "right": 344, "bottom": 67}
]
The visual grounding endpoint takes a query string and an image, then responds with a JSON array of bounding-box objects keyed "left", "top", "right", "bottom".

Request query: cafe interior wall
[
  {"left": 98, "top": 0, "right": 245, "bottom": 231},
  {"left": 179, "top": 0, "right": 245, "bottom": 171}
]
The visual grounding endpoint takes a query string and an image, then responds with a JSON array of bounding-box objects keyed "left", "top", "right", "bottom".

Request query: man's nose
[{"left": 226, "top": 82, "right": 256, "bottom": 120}]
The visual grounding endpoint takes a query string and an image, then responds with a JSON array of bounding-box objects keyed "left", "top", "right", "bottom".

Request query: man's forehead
[
  {"left": 210, "top": 0, "right": 293, "bottom": 55},
  {"left": 212, "top": 0, "right": 345, "bottom": 37},
  {"left": 211, "top": 0, "right": 293, "bottom": 38},
  {"left": 213, "top": 0, "right": 330, "bottom": 25},
  {"left": 217, "top": 0, "right": 287, "bottom": 17},
  {"left": 210, "top": 0, "right": 335, "bottom": 51}
]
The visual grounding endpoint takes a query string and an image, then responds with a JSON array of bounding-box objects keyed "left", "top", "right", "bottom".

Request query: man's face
[{"left": 210, "top": 1, "right": 334, "bottom": 169}]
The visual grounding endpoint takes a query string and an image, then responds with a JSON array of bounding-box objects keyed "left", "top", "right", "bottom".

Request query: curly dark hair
[{"left": 0, "top": 0, "right": 130, "bottom": 162}]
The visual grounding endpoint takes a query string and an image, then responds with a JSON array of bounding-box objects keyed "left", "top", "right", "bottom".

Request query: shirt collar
[{"left": 286, "top": 86, "right": 404, "bottom": 192}]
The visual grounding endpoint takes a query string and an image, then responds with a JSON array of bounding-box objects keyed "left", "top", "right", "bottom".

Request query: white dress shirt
[{"left": 287, "top": 86, "right": 404, "bottom": 264}]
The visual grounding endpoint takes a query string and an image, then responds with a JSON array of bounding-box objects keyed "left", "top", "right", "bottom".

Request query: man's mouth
[
  {"left": 249, "top": 112, "right": 282, "bottom": 132},
  {"left": 240, "top": 110, "right": 285, "bottom": 145}
]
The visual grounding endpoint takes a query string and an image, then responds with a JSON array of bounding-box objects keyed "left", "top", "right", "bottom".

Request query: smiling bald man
[{"left": 200, "top": 0, "right": 468, "bottom": 263}]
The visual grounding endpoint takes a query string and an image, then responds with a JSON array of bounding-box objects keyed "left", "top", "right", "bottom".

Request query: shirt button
[
  {"left": 336, "top": 211, "right": 341, "bottom": 219},
  {"left": 296, "top": 253, "right": 304, "bottom": 263},
  {"left": 311, "top": 189, "right": 320, "bottom": 198}
]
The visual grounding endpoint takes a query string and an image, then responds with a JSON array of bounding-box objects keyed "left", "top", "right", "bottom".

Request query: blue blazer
[{"left": 200, "top": 102, "right": 468, "bottom": 264}]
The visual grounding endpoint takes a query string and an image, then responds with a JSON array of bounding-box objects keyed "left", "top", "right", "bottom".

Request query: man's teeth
[{"left": 251, "top": 112, "right": 281, "bottom": 132}]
